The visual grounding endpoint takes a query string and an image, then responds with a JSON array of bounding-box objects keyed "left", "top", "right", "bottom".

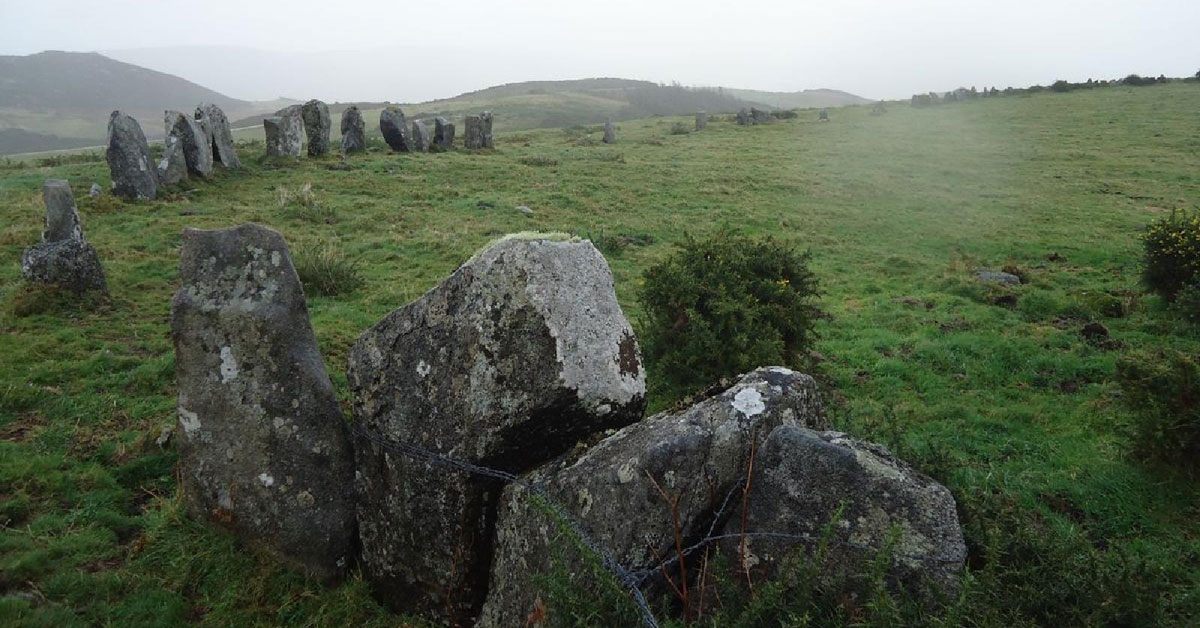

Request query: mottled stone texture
[
  {"left": 40, "top": 180, "right": 82, "bottom": 243},
  {"left": 464, "top": 112, "right": 493, "bottom": 148},
  {"left": 433, "top": 116, "right": 455, "bottom": 149},
  {"left": 106, "top": 110, "right": 157, "bottom": 200},
  {"left": 410, "top": 119, "right": 430, "bottom": 151},
  {"left": 348, "top": 235, "right": 647, "bottom": 624},
  {"left": 340, "top": 106, "right": 366, "bottom": 153},
  {"left": 157, "top": 135, "right": 187, "bottom": 185},
  {"left": 264, "top": 114, "right": 303, "bottom": 158},
  {"left": 165, "top": 110, "right": 214, "bottom": 178},
  {"left": 195, "top": 103, "right": 242, "bottom": 169},
  {"left": 602, "top": 121, "right": 616, "bottom": 143},
  {"left": 479, "top": 368, "right": 827, "bottom": 628},
  {"left": 379, "top": 106, "right": 410, "bottom": 152},
  {"left": 695, "top": 111, "right": 708, "bottom": 130},
  {"left": 301, "top": 100, "right": 331, "bottom": 156},
  {"left": 171, "top": 223, "right": 355, "bottom": 581},
  {"left": 21, "top": 239, "right": 107, "bottom": 294},
  {"left": 736, "top": 108, "right": 750, "bottom": 125}
]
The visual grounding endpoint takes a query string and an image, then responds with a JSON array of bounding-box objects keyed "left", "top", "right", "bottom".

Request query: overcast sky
[{"left": 1, "top": 0, "right": 1197, "bottom": 102}]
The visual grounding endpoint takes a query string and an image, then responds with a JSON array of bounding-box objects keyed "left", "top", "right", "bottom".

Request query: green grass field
[{"left": 2, "top": 83, "right": 1198, "bottom": 627}]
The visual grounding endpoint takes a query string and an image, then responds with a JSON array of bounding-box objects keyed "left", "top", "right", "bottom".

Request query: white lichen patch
[
  {"left": 271, "top": 250, "right": 281, "bottom": 266},
  {"left": 219, "top": 346, "right": 239, "bottom": 383},
  {"left": 616, "top": 457, "right": 639, "bottom": 484},
  {"left": 416, "top": 360, "right": 432, "bottom": 377},
  {"left": 731, "top": 387, "right": 766, "bottom": 417},
  {"left": 577, "top": 488, "right": 594, "bottom": 517},
  {"left": 258, "top": 472, "right": 275, "bottom": 487},
  {"left": 179, "top": 407, "right": 202, "bottom": 434}
]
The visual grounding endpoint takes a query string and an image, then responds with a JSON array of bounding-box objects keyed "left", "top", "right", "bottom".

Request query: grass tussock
[{"left": 292, "top": 242, "right": 364, "bottom": 296}]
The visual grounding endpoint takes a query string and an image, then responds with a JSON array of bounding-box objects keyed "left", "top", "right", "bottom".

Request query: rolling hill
[{"left": 724, "top": 87, "right": 874, "bottom": 108}]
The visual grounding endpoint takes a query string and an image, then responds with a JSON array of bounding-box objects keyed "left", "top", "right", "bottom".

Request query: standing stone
[
  {"left": 21, "top": 180, "right": 107, "bottom": 294},
  {"left": 602, "top": 121, "right": 616, "bottom": 144},
  {"left": 340, "top": 105, "right": 366, "bottom": 154},
  {"left": 479, "top": 368, "right": 829, "bottom": 628},
  {"left": 464, "top": 111, "right": 493, "bottom": 149},
  {"left": 736, "top": 108, "right": 750, "bottom": 125},
  {"left": 433, "top": 116, "right": 455, "bottom": 149},
  {"left": 105, "top": 110, "right": 157, "bottom": 200},
  {"left": 41, "top": 180, "right": 83, "bottom": 242},
  {"left": 818, "top": 108, "right": 829, "bottom": 122},
  {"left": 301, "top": 100, "right": 331, "bottom": 156},
  {"left": 157, "top": 135, "right": 188, "bottom": 186},
  {"left": 695, "top": 111, "right": 708, "bottom": 130},
  {"left": 171, "top": 223, "right": 356, "bottom": 581},
  {"left": 165, "top": 110, "right": 214, "bottom": 178},
  {"left": 348, "top": 234, "right": 647, "bottom": 624},
  {"left": 410, "top": 119, "right": 430, "bottom": 152},
  {"left": 912, "top": 94, "right": 933, "bottom": 107},
  {"left": 751, "top": 107, "right": 773, "bottom": 124},
  {"left": 379, "top": 106, "right": 410, "bottom": 152},
  {"left": 195, "top": 103, "right": 242, "bottom": 169},
  {"left": 872, "top": 101, "right": 888, "bottom": 115},
  {"left": 264, "top": 114, "right": 304, "bottom": 158}
]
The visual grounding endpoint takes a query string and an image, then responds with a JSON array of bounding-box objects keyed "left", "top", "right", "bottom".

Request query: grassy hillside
[
  {"left": 2, "top": 84, "right": 1199, "bottom": 626},
  {"left": 725, "top": 87, "right": 873, "bottom": 108}
]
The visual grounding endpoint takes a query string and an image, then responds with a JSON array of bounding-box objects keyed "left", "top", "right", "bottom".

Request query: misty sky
[{"left": 1, "top": 0, "right": 1197, "bottom": 102}]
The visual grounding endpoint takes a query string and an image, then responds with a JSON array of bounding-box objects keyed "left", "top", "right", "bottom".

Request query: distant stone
[
  {"left": 165, "top": 110, "right": 214, "bottom": 178},
  {"left": 157, "top": 135, "right": 188, "bottom": 186},
  {"left": 21, "top": 239, "right": 108, "bottom": 294},
  {"left": 340, "top": 106, "right": 366, "bottom": 154},
  {"left": 106, "top": 110, "right": 157, "bottom": 201},
  {"left": 872, "top": 101, "right": 888, "bottom": 114},
  {"left": 928, "top": 91, "right": 941, "bottom": 104},
  {"left": 301, "top": 100, "right": 331, "bottom": 156},
  {"left": 602, "top": 121, "right": 616, "bottom": 143},
  {"left": 379, "top": 106, "right": 410, "bottom": 152},
  {"left": 195, "top": 103, "right": 242, "bottom": 169},
  {"left": 88, "top": 183, "right": 102, "bottom": 197},
  {"left": 433, "top": 117, "right": 455, "bottom": 149},
  {"left": 40, "top": 180, "right": 83, "bottom": 242},
  {"left": 974, "top": 269, "right": 1021, "bottom": 285},
  {"left": 464, "top": 111, "right": 493, "bottom": 149},
  {"left": 515, "top": 204, "right": 533, "bottom": 215},
  {"left": 695, "top": 111, "right": 708, "bottom": 130},
  {"left": 348, "top": 234, "right": 647, "bottom": 624},
  {"left": 171, "top": 223, "right": 356, "bottom": 581},
  {"left": 264, "top": 114, "right": 304, "bottom": 158},
  {"left": 751, "top": 107, "right": 773, "bottom": 124},
  {"left": 818, "top": 108, "right": 829, "bottom": 121},
  {"left": 912, "top": 94, "right": 932, "bottom": 107},
  {"left": 736, "top": 108, "right": 750, "bottom": 125},
  {"left": 410, "top": 119, "right": 430, "bottom": 151}
]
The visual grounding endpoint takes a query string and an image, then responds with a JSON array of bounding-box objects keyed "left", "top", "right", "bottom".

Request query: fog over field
[{"left": 2, "top": 0, "right": 1197, "bottom": 101}]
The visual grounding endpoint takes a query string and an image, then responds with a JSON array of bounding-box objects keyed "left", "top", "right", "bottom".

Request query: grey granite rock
[{"left": 105, "top": 110, "right": 157, "bottom": 200}]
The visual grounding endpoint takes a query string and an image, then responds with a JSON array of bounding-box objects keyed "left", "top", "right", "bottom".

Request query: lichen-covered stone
[
  {"left": 348, "top": 234, "right": 647, "bottom": 624},
  {"left": 157, "top": 135, "right": 188, "bottom": 185},
  {"left": 301, "top": 100, "right": 331, "bottom": 156},
  {"left": 695, "top": 111, "right": 708, "bottom": 130},
  {"left": 410, "top": 119, "right": 430, "bottom": 151},
  {"left": 340, "top": 105, "right": 366, "bottom": 153},
  {"left": 602, "top": 121, "right": 616, "bottom": 144},
  {"left": 106, "top": 110, "right": 157, "bottom": 200},
  {"left": 379, "top": 106, "right": 410, "bottom": 152},
  {"left": 21, "top": 239, "right": 107, "bottom": 294},
  {"left": 40, "top": 180, "right": 83, "bottom": 242},
  {"left": 433, "top": 116, "right": 455, "bottom": 149},
  {"left": 195, "top": 103, "right": 242, "bottom": 169},
  {"left": 171, "top": 223, "right": 355, "bottom": 581},
  {"left": 478, "top": 367, "right": 827, "bottom": 628},
  {"left": 464, "top": 111, "right": 493, "bottom": 149},
  {"left": 264, "top": 113, "right": 303, "bottom": 158},
  {"left": 165, "top": 110, "right": 213, "bottom": 178}
]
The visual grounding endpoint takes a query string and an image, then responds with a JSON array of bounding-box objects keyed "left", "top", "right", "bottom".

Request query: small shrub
[
  {"left": 278, "top": 183, "right": 336, "bottom": 223},
  {"left": 639, "top": 233, "right": 822, "bottom": 402},
  {"left": 1173, "top": 283, "right": 1200, "bottom": 324},
  {"left": 668, "top": 122, "right": 690, "bottom": 135},
  {"left": 1141, "top": 210, "right": 1200, "bottom": 301},
  {"left": 292, "top": 243, "right": 364, "bottom": 296},
  {"left": 1115, "top": 350, "right": 1200, "bottom": 470},
  {"left": 518, "top": 155, "right": 559, "bottom": 167}
]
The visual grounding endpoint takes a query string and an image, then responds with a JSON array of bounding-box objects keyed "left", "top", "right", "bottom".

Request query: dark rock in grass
[
  {"left": 433, "top": 116, "right": 455, "bottom": 149},
  {"left": 348, "top": 234, "right": 647, "bottom": 624},
  {"left": 195, "top": 103, "right": 242, "bottom": 169},
  {"left": 819, "top": 108, "right": 829, "bottom": 122},
  {"left": 410, "top": 119, "right": 430, "bottom": 151},
  {"left": 751, "top": 107, "right": 774, "bottom": 124},
  {"left": 974, "top": 269, "right": 1020, "bottom": 285},
  {"left": 695, "top": 111, "right": 708, "bottom": 130},
  {"left": 157, "top": 135, "right": 188, "bottom": 186},
  {"left": 171, "top": 223, "right": 355, "bottom": 581},
  {"left": 40, "top": 180, "right": 83, "bottom": 242},
  {"left": 166, "top": 110, "right": 214, "bottom": 178},
  {"left": 105, "top": 110, "right": 157, "bottom": 200},
  {"left": 464, "top": 111, "right": 493, "bottom": 148},
  {"left": 379, "top": 106, "right": 410, "bottom": 152},
  {"left": 602, "top": 121, "right": 616, "bottom": 143},
  {"left": 301, "top": 100, "right": 331, "bottom": 156},
  {"left": 340, "top": 105, "right": 366, "bottom": 153},
  {"left": 736, "top": 108, "right": 750, "bottom": 125},
  {"left": 264, "top": 114, "right": 303, "bottom": 158},
  {"left": 1081, "top": 321, "right": 1109, "bottom": 342},
  {"left": 478, "top": 367, "right": 828, "bottom": 628},
  {"left": 21, "top": 239, "right": 107, "bottom": 294}
]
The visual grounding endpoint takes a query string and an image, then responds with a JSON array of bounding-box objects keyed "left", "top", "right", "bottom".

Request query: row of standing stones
[{"left": 170, "top": 222, "right": 967, "bottom": 627}]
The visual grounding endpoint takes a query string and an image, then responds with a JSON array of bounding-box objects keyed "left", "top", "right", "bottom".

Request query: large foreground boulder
[
  {"left": 165, "top": 110, "right": 214, "bottom": 178},
  {"left": 478, "top": 367, "right": 828, "bottom": 628},
  {"left": 195, "top": 103, "right": 242, "bottom": 169},
  {"left": 433, "top": 116, "right": 455, "bottom": 149},
  {"left": 348, "top": 234, "right": 647, "bottom": 624},
  {"left": 340, "top": 105, "right": 366, "bottom": 153},
  {"left": 301, "top": 100, "right": 331, "bottom": 156},
  {"left": 171, "top": 223, "right": 355, "bottom": 581},
  {"left": 21, "top": 239, "right": 108, "bottom": 294},
  {"left": 464, "top": 111, "right": 493, "bottom": 148},
  {"left": 105, "top": 110, "right": 157, "bottom": 200},
  {"left": 264, "top": 113, "right": 304, "bottom": 158},
  {"left": 379, "top": 106, "right": 410, "bottom": 152}
]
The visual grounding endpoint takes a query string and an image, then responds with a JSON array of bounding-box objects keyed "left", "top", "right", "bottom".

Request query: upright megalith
[
  {"left": 818, "top": 107, "right": 829, "bottom": 122},
  {"left": 165, "top": 110, "right": 213, "bottom": 178},
  {"left": 912, "top": 94, "right": 933, "bottom": 107},
  {"left": 379, "top": 106, "right": 410, "bottom": 152},
  {"left": 479, "top": 368, "right": 828, "bottom": 628},
  {"left": 171, "top": 223, "right": 356, "bottom": 581},
  {"left": 736, "top": 107, "right": 750, "bottom": 125},
  {"left": 264, "top": 114, "right": 304, "bottom": 158},
  {"left": 602, "top": 121, "right": 616, "bottom": 143},
  {"left": 464, "top": 111, "right": 493, "bottom": 148},
  {"left": 751, "top": 107, "right": 773, "bottom": 124},
  {"left": 195, "top": 103, "right": 242, "bottom": 169},
  {"left": 301, "top": 100, "right": 331, "bottom": 156},
  {"left": 106, "top": 110, "right": 157, "bottom": 200},
  {"left": 410, "top": 119, "right": 430, "bottom": 151},
  {"left": 340, "top": 105, "right": 366, "bottom": 153},
  {"left": 695, "top": 111, "right": 708, "bottom": 130},
  {"left": 433, "top": 116, "right": 455, "bottom": 149},
  {"left": 157, "top": 135, "right": 187, "bottom": 186},
  {"left": 348, "top": 234, "right": 647, "bottom": 624},
  {"left": 21, "top": 180, "right": 107, "bottom": 294}
]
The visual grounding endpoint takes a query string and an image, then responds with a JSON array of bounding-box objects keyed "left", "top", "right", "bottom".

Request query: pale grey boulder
[
  {"left": 379, "top": 106, "right": 410, "bottom": 152},
  {"left": 195, "top": 103, "right": 242, "bottom": 169},
  {"left": 602, "top": 121, "right": 616, "bottom": 144},
  {"left": 410, "top": 119, "right": 430, "bottom": 152},
  {"left": 105, "top": 110, "right": 157, "bottom": 200},
  {"left": 165, "top": 110, "right": 213, "bottom": 178},
  {"left": 157, "top": 135, "right": 188, "bottom": 185},
  {"left": 301, "top": 100, "right": 331, "bottom": 156},
  {"left": 479, "top": 368, "right": 828, "bottom": 628},
  {"left": 264, "top": 113, "right": 303, "bottom": 158},
  {"left": 21, "top": 239, "right": 108, "bottom": 294},
  {"left": 171, "top": 223, "right": 356, "bottom": 581},
  {"left": 340, "top": 105, "right": 366, "bottom": 153},
  {"left": 40, "top": 180, "right": 83, "bottom": 242},
  {"left": 974, "top": 269, "right": 1021, "bottom": 285},
  {"left": 464, "top": 111, "right": 493, "bottom": 148},
  {"left": 695, "top": 111, "right": 708, "bottom": 130},
  {"left": 348, "top": 234, "right": 647, "bottom": 624},
  {"left": 433, "top": 116, "right": 455, "bottom": 149}
]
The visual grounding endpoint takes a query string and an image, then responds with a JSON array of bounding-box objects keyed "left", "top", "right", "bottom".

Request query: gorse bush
[
  {"left": 292, "top": 242, "right": 364, "bottom": 296},
  {"left": 1115, "top": 350, "right": 1200, "bottom": 471},
  {"left": 639, "top": 233, "right": 821, "bottom": 402},
  {"left": 1142, "top": 210, "right": 1200, "bottom": 301}
]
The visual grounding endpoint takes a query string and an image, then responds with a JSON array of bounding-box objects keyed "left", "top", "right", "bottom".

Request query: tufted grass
[{"left": 2, "top": 83, "right": 1199, "bottom": 626}]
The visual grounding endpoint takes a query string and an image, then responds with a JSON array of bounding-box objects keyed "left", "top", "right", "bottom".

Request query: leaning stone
[
  {"left": 478, "top": 367, "right": 828, "bottom": 628},
  {"left": 264, "top": 114, "right": 304, "bottom": 158},
  {"left": 464, "top": 111, "right": 493, "bottom": 148},
  {"left": 105, "top": 110, "right": 157, "bottom": 200},
  {"left": 348, "top": 234, "right": 647, "bottom": 624},
  {"left": 195, "top": 103, "right": 242, "bottom": 169},
  {"left": 21, "top": 239, "right": 107, "bottom": 294},
  {"left": 751, "top": 107, "right": 773, "bottom": 124},
  {"left": 602, "top": 121, "right": 616, "bottom": 144},
  {"left": 157, "top": 135, "right": 188, "bottom": 186},
  {"left": 379, "top": 106, "right": 410, "bottom": 152},
  {"left": 301, "top": 100, "right": 331, "bottom": 156},
  {"left": 974, "top": 269, "right": 1020, "bottom": 285},
  {"left": 41, "top": 180, "right": 83, "bottom": 242},
  {"left": 695, "top": 111, "right": 708, "bottom": 130},
  {"left": 433, "top": 116, "right": 455, "bottom": 149},
  {"left": 170, "top": 223, "right": 356, "bottom": 581},
  {"left": 165, "top": 110, "right": 213, "bottom": 178},
  {"left": 736, "top": 108, "right": 750, "bottom": 125},
  {"left": 410, "top": 119, "right": 430, "bottom": 151},
  {"left": 340, "top": 105, "right": 366, "bottom": 153}
]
